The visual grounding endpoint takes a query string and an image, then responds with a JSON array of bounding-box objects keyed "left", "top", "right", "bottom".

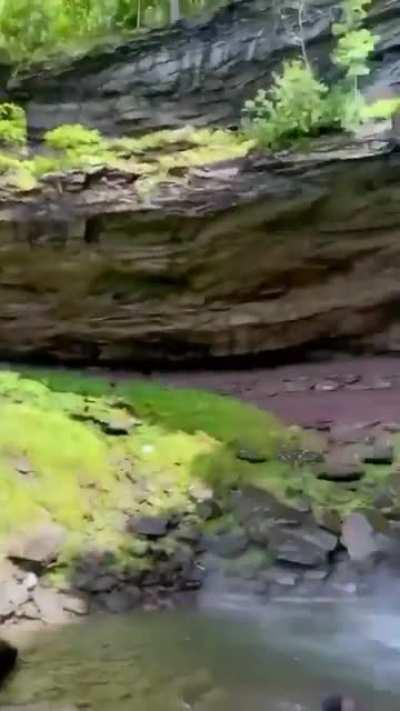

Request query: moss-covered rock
[{"left": 1, "top": 368, "right": 399, "bottom": 620}]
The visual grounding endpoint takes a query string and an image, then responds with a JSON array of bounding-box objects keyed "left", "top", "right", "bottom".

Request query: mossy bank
[{"left": 0, "top": 369, "right": 399, "bottom": 626}]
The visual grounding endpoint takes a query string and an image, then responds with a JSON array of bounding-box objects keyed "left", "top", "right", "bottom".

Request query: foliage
[
  {"left": 243, "top": 0, "right": 378, "bottom": 147},
  {"left": 0, "top": 0, "right": 223, "bottom": 64},
  {"left": 242, "top": 61, "right": 329, "bottom": 149},
  {"left": 331, "top": 0, "right": 378, "bottom": 131},
  {"left": 0, "top": 103, "right": 27, "bottom": 146},
  {"left": 44, "top": 124, "right": 105, "bottom": 151}
]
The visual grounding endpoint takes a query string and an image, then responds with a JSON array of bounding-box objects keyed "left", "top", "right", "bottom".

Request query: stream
[{"left": 3, "top": 596, "right": 400, "bottom": 711}]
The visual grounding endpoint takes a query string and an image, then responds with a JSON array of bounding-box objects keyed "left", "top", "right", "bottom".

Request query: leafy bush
[
  {"left": 243, "top": 0, "right": 378, "bottom": 148},
  {"left": 243, "top": 61, "right": 329, "bottom": 149},
  {"left": 0, "top": 103, "right": 27, "bottom": 146}
]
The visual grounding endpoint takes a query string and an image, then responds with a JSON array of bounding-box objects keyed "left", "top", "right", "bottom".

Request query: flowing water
[{"left": 3, "top": 595, "right": 400, "bottom": 710}]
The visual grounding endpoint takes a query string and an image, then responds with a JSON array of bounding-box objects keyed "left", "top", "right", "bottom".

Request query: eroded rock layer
[{"left": 0, "top": 135, "right": 399, "bottom": 363}]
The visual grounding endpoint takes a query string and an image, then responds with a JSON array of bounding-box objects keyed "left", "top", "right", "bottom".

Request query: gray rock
[
  {"left": 99, "top": 586, "right": 141, "bottom": 613},
  {"left": 130, "top": 515, "right": 169, "bottom": 537},
  {"left": 330, "top": 424, "right": 371, "bottom": 444},
  {"left": 303, "top": 568, "right": 329, "bottom": 581},
  {"left": 260, "top": 566, "right": 299, "bottom": 587},
  {"left": 315, "top": 458, "right": 365, "bottom": 482},
  {"left": 341, "top": 513, "right": 379, "bottom": 562},
  {"left": 269, "top": 526, "right": 337, "bottom": 567},
  {"left": 363, "top": 442, "right": 394, "bottom": 465},
  {"left": 88, "top": 574, "right": 117, "bottom": 593},
  {"left": 209, "top": 530, "right": 248, "bottom": 558},
  {"left": 6, "top": 523, "right": 66, "bottom": 567},
  {"left": 61, "top": 593, "right": 89, "bottom": 616},
  {"left": 236, "top": 448, "right": 267, "bottom": 464},
  {"left": 33, "top": 586, "right": 71, "bottom": 624}
]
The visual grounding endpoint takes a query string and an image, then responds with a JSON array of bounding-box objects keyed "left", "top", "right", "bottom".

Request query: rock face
[
  {"left": 0, "top": 135, "right": 400, "bottom": 363},
  {"left": 5, "top": 0, "right": 400, "bottom": 136}
]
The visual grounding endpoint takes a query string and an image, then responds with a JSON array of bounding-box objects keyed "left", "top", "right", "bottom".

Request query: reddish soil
[{"left": 140, "top": 356, "right": 400, "bottom": 427}]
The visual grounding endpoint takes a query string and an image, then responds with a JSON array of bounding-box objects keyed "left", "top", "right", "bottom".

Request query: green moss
[
  {"left": 362, "top": 97, "right": 400, "bottom": 120},
  {"left": 0, "top": 103, "right": 27, "bottom": 146},
  {"left": 0, "top": 118, "right": 253, "bottom": 193},
  {"left": 44, "top": 124, "right": 106, "bottom": 151}
]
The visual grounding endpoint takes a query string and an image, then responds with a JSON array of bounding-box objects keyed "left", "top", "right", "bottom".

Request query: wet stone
[
  {"left": 341, "top": 513, "right": 379, "bottom": 562},
  {"left": 383, "top": 422, "right": 400, "bottom": 433},
  {"left": 363, "top": 442, "right": 394, "bottom": 465},
  {"left": 260, "top": 567, "right": 299, "bottom": 587},
  {"left": 88, "top": 574, "right": 117, "bottom": 593},
  {"left": 209, "top": 530, "right": 248, "bottom": 558},
  {"left": 129, "top": 515, "right": 169, "bottom": 537},
  {"left": 314, "top": 380, "right": 340, "bottom": 392},
  {"left": 330, "top": 424, "right": 372, "bottom": 444},
  {"left": 98, "top": 586, "right": 141, "bottom": 613},
  {"left": 303, "top": 568, "right": 329, "bottom": 581},
  {"left": 315, "top": 459, "right": 365, "bottom": 482},
  {"left": 236, "top": 448, "right": 267, "bottom": 464}
]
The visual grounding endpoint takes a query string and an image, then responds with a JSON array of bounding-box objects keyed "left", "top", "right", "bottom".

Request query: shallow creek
[{"left": 3, "top": 596, "right": 400, "bottom": 711}]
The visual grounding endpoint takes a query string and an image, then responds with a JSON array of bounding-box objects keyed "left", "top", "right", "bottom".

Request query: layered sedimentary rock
[
  {"left": 0, "top": 133, "right": 399, "bottom": 363},
  {"left": 5, "top": 0, "right": 400, "bottom": 137}
]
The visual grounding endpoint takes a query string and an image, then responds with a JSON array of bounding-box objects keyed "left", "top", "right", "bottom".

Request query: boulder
[
  {"left": 6, "top": 523, "right": 66, "bottom": 568},
  {"left": 268, "top": 525, "right": 337, "bottom": 567},
  {"left": 341, "top": 513, "right": 379, "bottom": 562}
]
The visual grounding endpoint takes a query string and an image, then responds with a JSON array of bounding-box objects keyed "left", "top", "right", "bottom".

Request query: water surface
[{"left": 4, "top": 597, "right": 400, "bottom": 710}]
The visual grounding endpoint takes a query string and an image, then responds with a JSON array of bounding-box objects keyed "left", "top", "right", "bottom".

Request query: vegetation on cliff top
[
  {"left": 0, "top": 0, "right": 224, "bottom": 64},
  {"left": 243, "top": 0, "right": 388, "bottom": 149}
]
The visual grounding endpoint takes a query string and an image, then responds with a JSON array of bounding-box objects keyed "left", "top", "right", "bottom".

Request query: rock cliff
[
  {"left": 0, "top": 132, "right": 400, "bottom": 364},
  {"left": 5, "top": 0, "right": 400, "bottom": 137}
]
